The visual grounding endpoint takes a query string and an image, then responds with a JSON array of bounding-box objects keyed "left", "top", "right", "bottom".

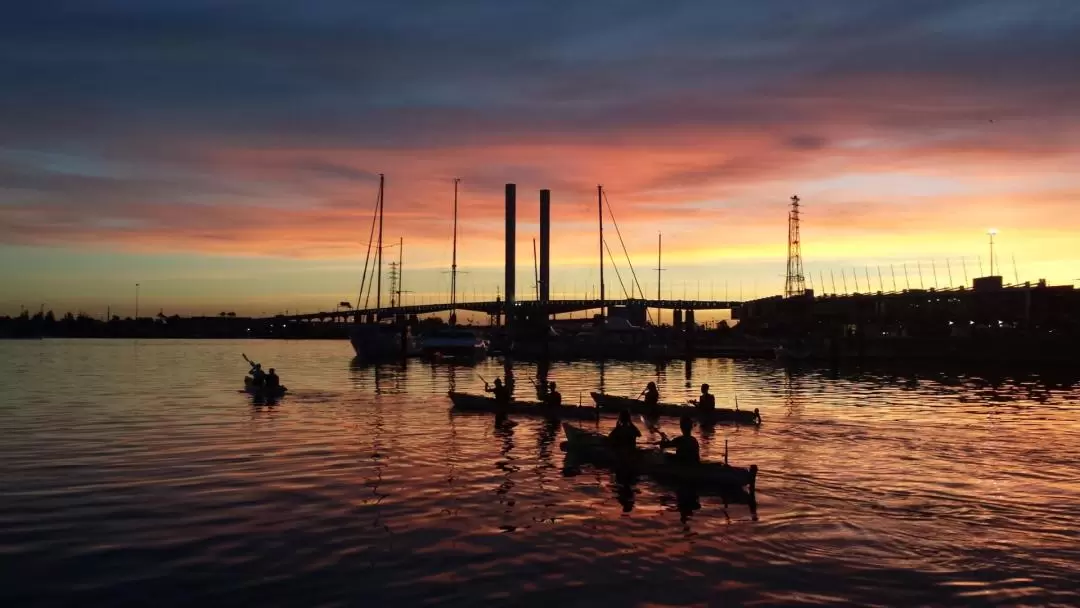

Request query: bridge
[{"left": 273, "top": 298, "right": 744, "bottom": 322}]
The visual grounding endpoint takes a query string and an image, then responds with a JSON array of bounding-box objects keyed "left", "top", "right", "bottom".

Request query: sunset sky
[{"left": 2, "top": 1, "right": 1078, "bottom": 317}]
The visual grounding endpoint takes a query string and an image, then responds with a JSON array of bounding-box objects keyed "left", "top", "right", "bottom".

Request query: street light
[{"left": 987, "top": 229, "right": 998, "bottom": 277}]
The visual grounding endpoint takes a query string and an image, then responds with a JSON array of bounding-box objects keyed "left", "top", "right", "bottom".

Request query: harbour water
[{"left": 1, "top": 340, "right": 1078, "bottom": 606}]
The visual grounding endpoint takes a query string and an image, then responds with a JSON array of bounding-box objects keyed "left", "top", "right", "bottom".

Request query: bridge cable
[{"left": 603, "top": 190, "right": 653, "bottom": 323}]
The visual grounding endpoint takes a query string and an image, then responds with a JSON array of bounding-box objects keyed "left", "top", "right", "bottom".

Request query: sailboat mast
[
  {"left": 450, "top": 178, "right": 460, "bottom": 325},
  {"left": 657, "top": 232, "right": 662, "bottom": 324},
  {"left": 397, "top": 236, "right": 403, "bottom": 307},
  {"left": 598, "top": 184, "right": 605, "bottom": 318},
  {"left": 376, "top": 174, "right": 384, "bottom": 315}
]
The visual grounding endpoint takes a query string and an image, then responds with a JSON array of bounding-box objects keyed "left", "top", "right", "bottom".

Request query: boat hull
[
  {"left": 448, "top": 392, "right": 600, "bottom": 421},
  {"left": 350, "top": 323, "right": 418, "bottom": 361},
  {"left": 589, "top": 392, "right": 761, "bottom": 425},
  {"left": 561, "top": 423, "right": 758, "bottom": 491},
  {"left": 243, "top": 377, "right": 287, "bottom": 399}
]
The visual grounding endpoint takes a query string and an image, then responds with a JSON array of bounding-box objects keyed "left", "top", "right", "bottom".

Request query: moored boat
[
  {"left": 350, "top": 322, "right": 418, "bottom": 361},
  {"left": 420, "top": 328, "right": 488, "bottom": 360},
  {"left": 561, "top": 423, "right": 758, "bottom": 492},
  {"left": 589, "top": 392, "right": 761, "bottom": 425},
  {"left": 448, "top": 392, "right": 600, "bottom": 421}
]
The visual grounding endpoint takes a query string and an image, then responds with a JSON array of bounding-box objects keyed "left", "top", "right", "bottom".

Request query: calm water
[{"left": 1, "top": 340, "right": 1078, "bottom": 607}]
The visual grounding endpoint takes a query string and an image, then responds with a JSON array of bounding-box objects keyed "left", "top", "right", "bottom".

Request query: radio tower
[{"left": 784, "top": 195, "right": 806, "bottom": 298}]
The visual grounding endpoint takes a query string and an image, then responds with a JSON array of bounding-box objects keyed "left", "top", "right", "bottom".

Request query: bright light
[{"left": 988, "top": 228, "right": 998, "bottom": 235}]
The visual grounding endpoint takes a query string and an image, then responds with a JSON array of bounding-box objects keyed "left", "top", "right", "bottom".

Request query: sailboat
[
  {"left": 417, "top": 178, "right": 489, "bottom": 360},
  {"left": 349, "top": 174, "right": 417, "bottom": 362}
]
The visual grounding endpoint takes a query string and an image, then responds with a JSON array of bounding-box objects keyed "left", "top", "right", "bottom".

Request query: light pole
[
  {"left": 135, "top": 283, "right": 140, "bottom": 319},
  {"left": 987, "top": 229, "right": 998, "bottom": 276}
]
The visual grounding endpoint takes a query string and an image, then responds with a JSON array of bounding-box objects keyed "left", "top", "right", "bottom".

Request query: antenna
[{"left": 784, "top": 195, "right": 806, "bottom": 297}]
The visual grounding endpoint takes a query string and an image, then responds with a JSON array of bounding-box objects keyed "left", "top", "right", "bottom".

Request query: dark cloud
[{"left": 786, "top": 135, "right": 828, "bottom": 151}]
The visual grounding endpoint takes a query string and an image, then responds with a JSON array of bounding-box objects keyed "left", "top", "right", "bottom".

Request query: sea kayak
[
  {"left": 590, "top": 392, "right": 761, "bottom": 425},
  {"left": 448, "top": 392, "right": 600, "bottom": 421},
  {"left": 244, "top": 377, "right": 287, "bottom": 398},
  {"left": 561, "top": 423, "right": 758, "bottom": 491}
]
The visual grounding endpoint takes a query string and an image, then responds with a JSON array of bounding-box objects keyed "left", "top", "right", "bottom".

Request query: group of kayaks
[
  {"left": 449, "top": 388, "right": 761, "bottom": 496},
  {"left": 448, "top": 391, "right": 762, "bottom": 425}
]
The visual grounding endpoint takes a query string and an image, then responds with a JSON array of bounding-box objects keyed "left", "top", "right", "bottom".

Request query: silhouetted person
[
  {"left": 250, "top": 363, "right": 266, "bottom": 387},
  {"left": 696, "top": 383, "right": 715, "bottom": 414},
  {"left": 544, "top": 382, "right": 562, "bottom": 407},
  {"left": 266, "top": 368, "right": 280, "bottom": 389},
  {"left": 486, "top": 378, "right": 510, "bottom": 406},
  {"left": 661, "top": 416, "right": 700, "bottom": 465},
  {"left": 641, "top": 381, "right": 660, "bottom": 416},
  {"left": 608, "top": 410, "right": 641, "bottom": 453}
]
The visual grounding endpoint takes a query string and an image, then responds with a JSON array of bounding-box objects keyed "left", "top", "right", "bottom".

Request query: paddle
[
  {"left": 637, "top": 414, "right": 668, "bottom": 442},
  {"left": 477, "top": 373, "right": 490, "bottom": 389}
]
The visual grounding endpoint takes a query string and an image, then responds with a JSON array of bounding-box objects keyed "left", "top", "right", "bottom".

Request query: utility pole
[
  {"left": 784, "top": 195, "right": 806, "bottom": 297},
  {"left": 988, "top": 229, "right": 998, "bottom": 276}
]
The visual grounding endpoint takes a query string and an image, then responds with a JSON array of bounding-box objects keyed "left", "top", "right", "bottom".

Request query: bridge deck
[{"left": 275, "top": 298, "right": 743, "bottom": 321}]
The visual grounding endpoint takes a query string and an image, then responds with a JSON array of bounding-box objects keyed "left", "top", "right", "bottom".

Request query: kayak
[
  {"left": 590, "top": 392, "right": 761, "bottom": 425},
  {"left": 448, "top": 392, "right": 600, "bottom": 421},
  {"left": 561, "top": 423, "right": 758, "bottom": 492},
  {"left": 244, "top": 376, "right": 288, "bottom": 398}
]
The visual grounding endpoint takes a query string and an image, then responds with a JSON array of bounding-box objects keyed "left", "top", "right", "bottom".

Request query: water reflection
[{"left": 3, "top": 340, "right": 1080, "bottom": 606}]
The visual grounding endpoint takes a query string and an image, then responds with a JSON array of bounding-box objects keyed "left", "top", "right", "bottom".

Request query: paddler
[
  {"left": 660, "top": 415, "right": 700, "bottom": 464},
  {"left": 486, "top": 378, "right": 511, "bottom": 406},
  {"left": 543, "top": 381, "right": 562, "bottom": 408},
  {"left": 696, "top": 384, "right": 715, "bottom": 414},
  {"left": 266, "top": 368, "right": 281, "bottom": 390},
  {"left": 249, "top": 362, "right": 266, "bottom": 387},
  {"left": 608, "top": 410, "right": 641, "bottom": 453},
  {"left": 641, "top": 381, "right": 660, "bottom": 415}
]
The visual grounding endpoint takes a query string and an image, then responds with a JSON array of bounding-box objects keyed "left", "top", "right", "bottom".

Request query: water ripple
[{"left": 1, "top": 339, "right": 1078, "bottom": 606}]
